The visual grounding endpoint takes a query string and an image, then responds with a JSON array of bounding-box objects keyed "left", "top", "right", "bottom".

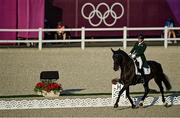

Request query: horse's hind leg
[
  {"left": 139, "top": 82, "right": 150, "bottom": 107},
  {"left": 154, "top": 78, "right": 167, "bottom": 106}
]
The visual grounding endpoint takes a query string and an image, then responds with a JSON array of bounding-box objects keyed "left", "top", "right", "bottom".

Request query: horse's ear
[
  {"left": 118, "top": 48, "right": 121, "bottom": 51},
  {"left": 111, "top": 48, "right": 114, "bottom": 53}
]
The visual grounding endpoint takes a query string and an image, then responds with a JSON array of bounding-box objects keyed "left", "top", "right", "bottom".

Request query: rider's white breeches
[{"left": 136, "top": 57, "right": 143, "bottom": 69}]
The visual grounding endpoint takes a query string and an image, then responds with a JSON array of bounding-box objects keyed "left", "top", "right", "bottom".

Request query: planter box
[{"left": 36, "top": 90, "right": 60, "bottom": 97}]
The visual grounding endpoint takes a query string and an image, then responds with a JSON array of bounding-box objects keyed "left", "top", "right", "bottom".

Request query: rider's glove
[{"left": 131, "top": 54, "right": 136, "bottom": 58}]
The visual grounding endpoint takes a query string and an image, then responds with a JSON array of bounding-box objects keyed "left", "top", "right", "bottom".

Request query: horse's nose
[
  {"left": 113, "top": 65, "right": 119, "bottom": 71},
  {"left": 113, "top": 67, "right": 118, "bottom": 71}
]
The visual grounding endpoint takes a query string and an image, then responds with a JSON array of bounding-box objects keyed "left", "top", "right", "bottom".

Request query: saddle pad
[{"left": 143, "top": 67, "right": 151, "bottom": 75}]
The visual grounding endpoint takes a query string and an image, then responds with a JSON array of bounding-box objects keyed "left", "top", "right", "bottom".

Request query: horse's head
[{"left": 111, "top": 48, "right": 123, "bottom": 71}]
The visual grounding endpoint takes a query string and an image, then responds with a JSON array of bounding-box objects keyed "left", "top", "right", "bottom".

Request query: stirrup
[
  {"left": 136, "top": 75, "right": 144, "bottom": 83},
  {"left": 141, "top": 78, "right": 145, "bottom": 83}
]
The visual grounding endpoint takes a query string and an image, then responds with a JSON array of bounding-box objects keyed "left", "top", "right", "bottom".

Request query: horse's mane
[{"left": 117, "top": 49, "right": 133, "bottom": 63}]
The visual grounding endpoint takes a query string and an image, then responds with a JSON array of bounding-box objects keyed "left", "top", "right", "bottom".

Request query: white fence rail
[{"left": 0, "top": 27, "right": 180, "bottom": 50}]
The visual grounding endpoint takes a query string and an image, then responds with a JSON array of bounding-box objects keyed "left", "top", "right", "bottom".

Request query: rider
[{"left": 129, "top": 34, "right": 148, "bottom": 83}]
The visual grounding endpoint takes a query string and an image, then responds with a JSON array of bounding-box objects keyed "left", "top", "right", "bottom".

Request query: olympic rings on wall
[{"left": 81, "top": 2, "right": 124, "bottom": 27}]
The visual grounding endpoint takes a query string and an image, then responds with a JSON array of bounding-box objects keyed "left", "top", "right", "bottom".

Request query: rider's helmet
[
  {"left": 138, "top": 34, "right": 144, "bottom": 43},
  {"left": 138, "top": 34, "right": 144, "bottom": 40}
]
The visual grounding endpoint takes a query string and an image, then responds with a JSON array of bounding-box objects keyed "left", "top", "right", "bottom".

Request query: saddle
[
  {"left": 133, "top": 60, "right": 151, "bottom": 76},
  {"left": 129, "top": 55, "right": 151, "bottom": 84},
  {"left": 132, "top": 63, "right": 151, "bottom": 84}
]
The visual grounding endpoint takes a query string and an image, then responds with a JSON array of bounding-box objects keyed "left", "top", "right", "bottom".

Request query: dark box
[{"left": 40, "top": 71, "right": 59, "bottom": 82}]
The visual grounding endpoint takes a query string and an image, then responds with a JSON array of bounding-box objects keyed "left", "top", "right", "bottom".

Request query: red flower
[
  {"left": 34, "top": 82, "right": 63, "bottom": 93},
  {"left": 36, "top": 82, "right": 45, "bottom": 88}
]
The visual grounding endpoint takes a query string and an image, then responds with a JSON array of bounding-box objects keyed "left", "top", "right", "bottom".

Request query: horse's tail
[
  {"left": 161, "top": 73, "right": 172, "bottom": 91},
  {"left": 158, "top": 63, "right": 172, "bottom": 91}
]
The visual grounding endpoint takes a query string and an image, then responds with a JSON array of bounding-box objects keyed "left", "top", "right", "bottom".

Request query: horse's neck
[
  {"left": 121, "top": 55, "right": 133, "bottom": 68},
  {"left": 118, "top": 51, "right": 135, "bottom": 72},
  {"left": 120, "top": 56, "right": 135, "bottom": 76},
  {"left": 117, "top": 52, "right": 136, "bottom": 85}
]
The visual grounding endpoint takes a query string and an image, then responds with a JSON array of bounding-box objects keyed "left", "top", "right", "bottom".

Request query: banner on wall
[
  {"left": 53, "top": 0, "right": 180, "bottom": 37},
  {"left": 17, "top": 0, "right": 44, "bottom": 38},
  {"left": 0, "top": 0, "right": 44, "bottom": 41},
  {"left": 0, "top": 0, "right": 17, "bottom": 41},
  {"left": 0, "top": 0, "right": 180, "bottom": 40}
]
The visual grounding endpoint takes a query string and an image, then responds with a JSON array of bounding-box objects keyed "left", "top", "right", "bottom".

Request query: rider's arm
[{"left": 130, "top": 43, "right": 138, "bottom": 54}]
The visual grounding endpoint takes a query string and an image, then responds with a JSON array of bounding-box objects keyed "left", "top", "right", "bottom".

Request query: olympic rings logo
[{"left": 81, "top": 2, "right": 124, "bottom": 27}]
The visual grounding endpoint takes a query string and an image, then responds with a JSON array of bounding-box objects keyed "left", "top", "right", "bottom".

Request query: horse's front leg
[
  {"left": 114, "top": 86, "right": 126, "bottom": 108},
  {"left": 126, "top": 86, "right": 136, "bottom": 108}
]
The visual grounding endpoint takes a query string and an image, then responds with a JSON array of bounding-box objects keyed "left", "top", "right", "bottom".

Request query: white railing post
[
  {"left": 123, "top": 26, "right": 127, "bottom": 49},
  {"left": 164, "top": 26, "right": 168, "bottom": 48},
  {"left": 81, "top": 27, "right": 85, "bottom": 50},
  {"left": 38, "top": 28, "right": 42, "bottom": 50}
]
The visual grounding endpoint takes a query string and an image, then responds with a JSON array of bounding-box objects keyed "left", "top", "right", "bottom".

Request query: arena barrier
[
  {"left": 0, "top": 83, "right": 180, "bottom": 110},
  {"left": 0, "top": 27, "right": 180, "bottom": 50}
]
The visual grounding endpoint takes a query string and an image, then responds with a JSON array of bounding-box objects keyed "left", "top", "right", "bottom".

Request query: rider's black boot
[{"left": 139, "top": 69, "right": 145, "bottom": 83}]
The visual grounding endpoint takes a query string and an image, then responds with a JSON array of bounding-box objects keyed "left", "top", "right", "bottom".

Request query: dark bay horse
[{"left": 111, "top": 48, "right": 172, "bottom": 108}]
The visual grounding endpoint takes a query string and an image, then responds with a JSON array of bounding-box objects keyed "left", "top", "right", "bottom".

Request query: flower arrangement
[{"left": 34, "top": 82, "right": 63, "bottom": 97}]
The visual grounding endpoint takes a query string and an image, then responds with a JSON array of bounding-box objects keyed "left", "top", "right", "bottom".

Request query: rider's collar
[{"left": 138, "top": 41, "right": 144, "bottom": 45}]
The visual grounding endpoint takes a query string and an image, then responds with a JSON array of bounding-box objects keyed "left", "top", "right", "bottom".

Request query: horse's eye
[
  {"left": 113, "top": 55, "right": 118, "bottom": 61},
  {"left": 114, "top": 54, "right": 119, "bottom": 58}
]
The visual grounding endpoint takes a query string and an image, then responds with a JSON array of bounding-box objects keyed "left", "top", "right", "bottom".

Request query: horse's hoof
[
  {"left": 139, "top": 103, "right": 143, "bottom": 107},
  {"left": 132, "top": 104, "right": 138, "bottom": 109},
  {"left": 139, "top": 101, "right": 144, "bottom": 107},
  {"left": 114, "top": 104, "right": 118, "bottom": 108},
  {"left": 164, "top": 102, "right": 171, "bottom": 108}
]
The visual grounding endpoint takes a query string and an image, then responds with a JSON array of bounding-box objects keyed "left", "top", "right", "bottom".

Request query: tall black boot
[
  {"left": 139, "top": 69, "right": 145, "bottom": 83},
  {"left": 135, "top": 68, "right": 143, "bottom": 83}
]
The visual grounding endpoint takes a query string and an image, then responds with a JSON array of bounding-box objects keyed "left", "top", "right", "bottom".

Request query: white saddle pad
[{"left": 143, "top": 66, "right": 151, "bottom": 75}]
